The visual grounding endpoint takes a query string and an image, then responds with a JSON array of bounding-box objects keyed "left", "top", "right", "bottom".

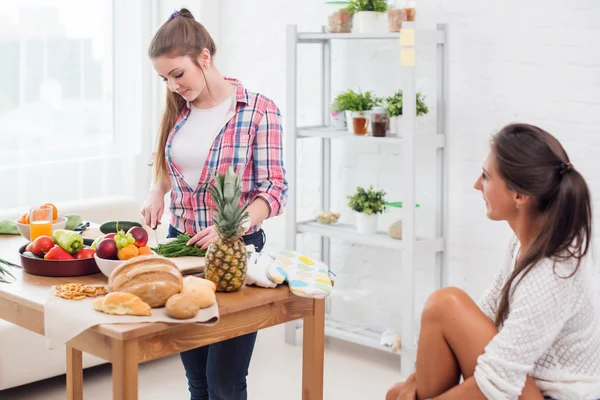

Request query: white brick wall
[{"left": 215, "top": 0, "right": 600, "bottom": 331}]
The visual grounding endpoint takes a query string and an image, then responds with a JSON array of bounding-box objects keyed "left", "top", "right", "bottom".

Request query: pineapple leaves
[{"left": 206, "top": 166, "right": 250, "bottom": 240}]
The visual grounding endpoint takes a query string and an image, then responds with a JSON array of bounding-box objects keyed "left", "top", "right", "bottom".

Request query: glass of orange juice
[{"left": 30, "top": 205, "right": 53, "bottom": 241}]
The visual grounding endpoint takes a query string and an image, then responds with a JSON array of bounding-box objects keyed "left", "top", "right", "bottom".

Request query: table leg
[
  {"left": 66, "top": 345, "right": 83, "bottom": 400},
  {"left": 111, "top": 338, "right": 139, "bottom": 400},
  {"left": 302, "top": 299, "right": 325, "bottom": 400}
]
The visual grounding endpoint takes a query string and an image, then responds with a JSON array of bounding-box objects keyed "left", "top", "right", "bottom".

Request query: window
[{"left": 0, "top": 0, "right": 155, "bottom": 209}]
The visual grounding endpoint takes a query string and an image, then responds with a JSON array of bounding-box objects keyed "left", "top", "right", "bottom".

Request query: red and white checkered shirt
[{"left": 164, "top": 79, "right": 288, "bottom": 236}]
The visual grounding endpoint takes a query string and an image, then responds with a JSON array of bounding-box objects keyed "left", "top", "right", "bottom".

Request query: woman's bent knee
[{"left": 422, "top": 287, "right": 472, "bottom": 323}]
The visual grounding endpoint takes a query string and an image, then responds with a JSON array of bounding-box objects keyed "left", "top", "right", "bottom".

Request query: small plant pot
[
  {"left": 328, "top": 8, "right": 353, "bottom": 33},
  {"left": 353, "top": 11, "right": 388, "bottom": 34},
  {"left": 390, "top": 115, "right": 403, "bottom": 136},
  {"left": 345, "top": 110, "right": 353, "bottom": 133},
  {"left": 330, "top": 106, "right": 347, "bottom": 130},
  {"left": 356, "top": 212, "right": 378, "bottom": 234},
  {"left": 351, "top": 111, "right": 370, "bottom": 136}
]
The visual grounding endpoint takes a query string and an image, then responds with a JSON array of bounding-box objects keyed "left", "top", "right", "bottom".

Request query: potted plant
[
  {"left": 347, "top": 185, "right": 386, "bottom": 234},
  {"left": 333, "top": 90, "right": 381, "bottom": 134},
  {"left": 346, "top": 0, "right": 388, "bottom": 34},
  {"left": 385, "top": 90, "right": 429, "bottom": 136}
]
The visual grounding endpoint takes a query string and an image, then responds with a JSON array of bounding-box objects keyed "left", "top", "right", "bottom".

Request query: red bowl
[{"left": 18, "top": 239, "right": 100, "bottom": 277}]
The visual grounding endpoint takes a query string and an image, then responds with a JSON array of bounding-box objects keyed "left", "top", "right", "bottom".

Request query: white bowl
[
  {"left": 94, "top": 254, "right": 123, "bottom": 278},
  {"left": 94, "top": 251, "right": 156, "bottom": 278},
  {"left": 16, "top": 216, "right": 68, "bottom": 241}
]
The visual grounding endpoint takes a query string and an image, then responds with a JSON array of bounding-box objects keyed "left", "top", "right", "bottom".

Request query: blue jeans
[{"left": 167, "top": 225, "right": 266, "bottom": 400}]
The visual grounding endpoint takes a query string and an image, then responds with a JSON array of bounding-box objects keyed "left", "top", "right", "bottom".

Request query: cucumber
[{"left": 99, "top": 220, "right": 142, "bottom": 234}]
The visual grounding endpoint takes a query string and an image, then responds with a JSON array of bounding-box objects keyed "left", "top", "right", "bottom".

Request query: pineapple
[{"left": 205, "top": 167, "right": 249, "bottom": 292}]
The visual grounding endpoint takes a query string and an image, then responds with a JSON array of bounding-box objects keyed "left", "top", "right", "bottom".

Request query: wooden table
[{"left": 0, "top": 233, "right": 325, "bottom": 400}]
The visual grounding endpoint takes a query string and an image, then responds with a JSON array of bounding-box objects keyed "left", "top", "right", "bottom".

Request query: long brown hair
[
  {"left": 492, "top": 123, "right": 592, "bottom": 328},
  {"left": 148, "top": 8, "right": 216, "bottom": 184}
]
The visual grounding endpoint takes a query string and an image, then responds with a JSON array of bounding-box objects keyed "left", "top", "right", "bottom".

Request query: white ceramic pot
[
  {"left": 345, "top": 110, "right": 353, "bottom": 133},
  {"left": 356, "top": 212, "right": 378, "bottom": 234},
  {"left": 353, "top": 11, "right": 388, "bottom": 34},
  {"left": 330, "top": 106, "right": 347, "bottom": 130},
  {"left": 390, "top": 115, "right": 402, "bottom": 136}
]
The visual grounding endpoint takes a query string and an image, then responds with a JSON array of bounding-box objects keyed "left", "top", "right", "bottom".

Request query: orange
[
  {"left": 118, "top": 245, "right": 139, "bottom": 261},
  {"left": 18, "top": 213, "right": 30, "bottom": 224},
  {"left": 138, "top": 245, "right": 152, "bottom": 255},
  {"left": 42, "top": 203, "right": 58, "bottom": 220}
]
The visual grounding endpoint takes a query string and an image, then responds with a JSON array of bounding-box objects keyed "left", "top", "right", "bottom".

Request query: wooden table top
[{"left": 0, "top": 231, "right": 299, "bottom": 341}]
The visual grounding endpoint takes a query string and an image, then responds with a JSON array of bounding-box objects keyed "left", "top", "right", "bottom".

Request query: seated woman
[{"left": 387, "top": 123, "right": 600, "bottom": 400}]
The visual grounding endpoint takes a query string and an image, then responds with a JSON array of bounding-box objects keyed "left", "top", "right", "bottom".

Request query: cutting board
[{"left": 170, "top": 256, "right": 206, "bottom": 275}]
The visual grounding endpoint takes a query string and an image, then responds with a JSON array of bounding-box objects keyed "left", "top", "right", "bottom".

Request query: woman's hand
[
  {"left": 141, "top": 190, "right": 165, "bottom": 229},
  {"left": 186, "top": 225, "right": 219, "bottom": 249},
  {"left": 386, "top": 373, "right": 417, "bottom": 400}
]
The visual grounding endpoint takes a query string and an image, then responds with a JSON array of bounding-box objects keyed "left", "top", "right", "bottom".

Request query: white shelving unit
[{"left": 284, "top": 23, "right": 449, "bottom": 374}]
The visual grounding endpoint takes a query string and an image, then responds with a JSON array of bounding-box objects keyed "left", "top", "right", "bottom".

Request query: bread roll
[
  {"left": 93, "top": 292, "right": 152, "bottom": 316},
  {"left": 165, "top": 294, "right": 200, "bottom": 319},
  {"left": 182, "top": 276, "right": 217, "bottom": 308},
  {"left": 109, "top": 255, "right": 183, "bottom": 307}
]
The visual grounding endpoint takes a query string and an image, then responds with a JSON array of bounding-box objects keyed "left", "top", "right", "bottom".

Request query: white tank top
[{"left": 170, "top": 92, "right": 235, "bottom": 189}]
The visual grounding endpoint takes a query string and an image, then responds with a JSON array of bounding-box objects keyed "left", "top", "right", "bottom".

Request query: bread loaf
[
  {"left": 182, "top": 276, "right": 217, "bottom": 308},
  {"left": 93, "top": 292, "right": 152, "bottom": 316},
  {"left": 108, "top": 255, "right": 183, "bottom": 308},
  {"left": 165, "top": 294, "right": 200, "bottom": 319}
]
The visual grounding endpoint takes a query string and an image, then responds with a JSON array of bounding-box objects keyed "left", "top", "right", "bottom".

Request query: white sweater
[{"left": 475, "top": 239, "right": 600, "bottom": 400}]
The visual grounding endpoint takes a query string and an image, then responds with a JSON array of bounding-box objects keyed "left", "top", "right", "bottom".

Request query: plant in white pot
[
  {"left": 385, "top": 90, "right": 429, "bottom": 136},
  {"left": 333, "top": 89, "right": 380, "bottom": 134},
  {"left": 347, "top": 0, "right": 388, "bottom": 34},
  {"left": 347, "top": 185, "right": 386, "bottom": 234}
]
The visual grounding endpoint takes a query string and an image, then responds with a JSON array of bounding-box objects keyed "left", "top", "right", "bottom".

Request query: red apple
[
  {"left": 96, "top": 238, "right": 118, "bottom": 260},
  {"left": 127, "top": 226, "right": 148, "bottom": 247},
  {"left": 104, "top": 233, "right": 116, "bottom": 240}
]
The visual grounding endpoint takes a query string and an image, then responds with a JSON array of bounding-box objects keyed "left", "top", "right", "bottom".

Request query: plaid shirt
[{"left": 165, "top": 79, "right": 288, "bottom": 236}]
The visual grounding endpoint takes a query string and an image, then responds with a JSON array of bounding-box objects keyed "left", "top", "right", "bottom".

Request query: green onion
[{"left": 152, "top": 234, "right": 206, "bottom": 258}]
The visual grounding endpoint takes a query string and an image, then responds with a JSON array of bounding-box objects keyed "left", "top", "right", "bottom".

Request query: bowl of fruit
[
  {"left": 19, "top": 230, "right": 99, "bottom": 277},
  {"left": 15, "top": 216, "right": 68, "bottom": 241},
  {"left": 93, "top": 226, "right": 154, "bottom": 278},
  {"left": 15, "top": 203, "right": 69, "bottom": 241}
]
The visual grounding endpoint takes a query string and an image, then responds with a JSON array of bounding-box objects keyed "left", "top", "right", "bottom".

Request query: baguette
[{"left": 93, "top": 292, "right": 152, "bottom": 316}]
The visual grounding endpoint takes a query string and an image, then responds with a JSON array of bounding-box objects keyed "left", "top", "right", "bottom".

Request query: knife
[
  {"left": 153, "top": 227, "right": 160, "bottom": 250},
  {"left": 74, "top": 221, "right": 90, "bottom": 233}
]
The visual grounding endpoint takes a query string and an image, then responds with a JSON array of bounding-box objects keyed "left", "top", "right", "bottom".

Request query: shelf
[
  {"left": 297, "top": 126, "right": 445, "bottom": 148},
  {"left": 297, "top": 221, "right": 444, "bottom": 253},
  {"left": 325, "top": 318, "right": 400, "bottom": 355},
  {"left": 297, "top": 28, "right": 445, "bottom": 46}
]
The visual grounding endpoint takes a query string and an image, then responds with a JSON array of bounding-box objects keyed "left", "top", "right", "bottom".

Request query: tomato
[
  {"left": 75, "top": 248, "right": 96, "bottom": 259},
  {"left": 26, "top": 235, "right": 54, "bottom": 257}
]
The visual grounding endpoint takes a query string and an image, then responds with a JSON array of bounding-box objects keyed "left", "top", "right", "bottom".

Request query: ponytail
[{"left": 491, "top": 124, "right": 592, "bottom": 328}]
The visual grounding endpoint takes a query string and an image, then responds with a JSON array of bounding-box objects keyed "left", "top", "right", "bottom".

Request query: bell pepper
[
  {"left": 52, "top": 229, "right": 84, "bottom": 255},
  {"left": 44, "top": 245, "right": 75, "bottom": 260}
]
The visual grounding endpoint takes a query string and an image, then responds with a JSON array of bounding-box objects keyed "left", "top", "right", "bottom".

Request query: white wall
[{"left": 212, "top": 0, "right": 600, "bottom": 331}]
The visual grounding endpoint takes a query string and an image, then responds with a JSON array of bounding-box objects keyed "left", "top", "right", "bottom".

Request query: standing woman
[
  {"left": 141, "top": 8, "right": 288, "bottom": 400},
  {"left": 387, "top": 123, "right": 600, "bottom": 400}
]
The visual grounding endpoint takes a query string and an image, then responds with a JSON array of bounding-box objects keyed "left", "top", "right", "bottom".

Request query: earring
[{"left": 516, "top": 204, "right": 520, "bottom": 210}]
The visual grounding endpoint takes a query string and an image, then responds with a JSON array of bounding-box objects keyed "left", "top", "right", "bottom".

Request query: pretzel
[{"left": 54, "top": 283, "right": 108, "bottom": 301}]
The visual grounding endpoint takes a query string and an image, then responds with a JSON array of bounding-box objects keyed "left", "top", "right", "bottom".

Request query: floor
[{"left": 1, "top": 325, "right": 402, "bottom": 399}]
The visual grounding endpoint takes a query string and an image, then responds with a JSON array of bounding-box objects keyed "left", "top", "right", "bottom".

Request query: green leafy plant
[
  {"left": 385, "top": 90, "right": 429, "bottom": 117},
  {"left": 346, "top": 0, "right": 387, "bottom": 14},
  {"left": 333, "top": 89, "right": 381, "bottom": 112},
  {"left": 347, "top": 186, "right": 387, "bottom": 215}
]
